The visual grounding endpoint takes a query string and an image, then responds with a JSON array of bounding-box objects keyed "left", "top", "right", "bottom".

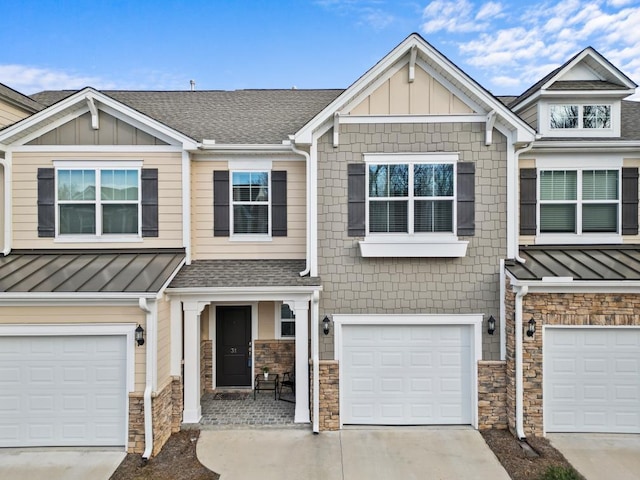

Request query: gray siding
[
  {"left": 317, "top": 122, "right": 507, "bottom": 360},
  {"left": 520, "top": 104, "right": 538, "bottom": 131}
]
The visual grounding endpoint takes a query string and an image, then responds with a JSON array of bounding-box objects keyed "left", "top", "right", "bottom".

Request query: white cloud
[
  {"left": 476, "top": 2, "right": 503, "bottom": 21},
  {"left": 422, "top": 0, "right": 487, "bottom": 33},
  {"left": 0, "top": 65, "right": 113, "bottom": 94},
  {"left": 315, "top": 0, "right": 396, "bottom": 29}
]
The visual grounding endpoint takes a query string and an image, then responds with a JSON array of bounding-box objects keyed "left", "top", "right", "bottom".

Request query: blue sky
[{"left": 2, "top": 0, "right": 639, "bottom": 99}]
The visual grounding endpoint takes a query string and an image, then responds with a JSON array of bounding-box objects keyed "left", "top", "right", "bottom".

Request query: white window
[
  {"left": 231, "top": 171, "right": 270, "bottom": 235},
  {"left": 278, "top": 303, "right": 295, "bottom": 338},
  {"left": 367, "top": 162, "right": 455, "bottom": 235},
  {"left": 539, "top": 169, "right": 620, "bottom": 234},
  {"left": 550, "top": 104, "right": 611, "bottom": 130},
  {"left": 57, "top": 168, "right": 140, "bottom": 236}
]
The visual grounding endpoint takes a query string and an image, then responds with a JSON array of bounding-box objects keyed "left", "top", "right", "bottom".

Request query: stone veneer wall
[
  {"left": 254, "top": 339, "right": 295, "bottom": 377},
  {"left": 127, "top": 376, "right": 183, "bottom": 455},
  {"left": 317, "top": 360, "right": 339, "bottom": 431},
  {"left": 202, "top": 339, "right": 213, "bottom": 392},
  {"left": 505, "top": 276, "right": 640, "bottom": 435},
  {"left": 477, "top": 360, "right": 507, "bottom": 430},
  {"left": 317, "top": 123, "right": 508, "bottom": 361}
]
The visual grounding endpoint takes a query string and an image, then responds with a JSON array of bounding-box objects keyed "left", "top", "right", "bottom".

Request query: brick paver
[{"left": 200, "top": 392, "right": 296, "bottom": 427}]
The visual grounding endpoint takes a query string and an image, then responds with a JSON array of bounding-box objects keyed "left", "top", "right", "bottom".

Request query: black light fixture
[
  {"left": 526, "top": 318, "right": 536, "bottom": 337},
  {"left": 487, "top": 315, "right": 496, "bottom": 335},
  {"left": 135, "top": 324, "right": 145, "bottom": 346},
  {"left": 322, "top": 316, "right": 330, "bottom": 335}
]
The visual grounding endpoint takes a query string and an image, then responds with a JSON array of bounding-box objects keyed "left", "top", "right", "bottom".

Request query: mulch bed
[
  {"left": 481, "top": 429, "right": 585, "bottom": 480},
  {"left": 109, "top": 430, "right": 219, "bottom": 480}
]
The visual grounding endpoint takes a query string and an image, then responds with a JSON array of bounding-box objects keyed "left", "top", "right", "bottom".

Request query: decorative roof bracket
[
  {"left": 86, "top": 96, "right": 99, "bottom": 130},
  {"left": 485, "top": 110, "right": 497, "bottom": 146},
  {"left": 333, "top": 112, "right": 340, "bottom": 147},
  {"left": 409, "top": 45, "right": 417, "bottom": 83}
]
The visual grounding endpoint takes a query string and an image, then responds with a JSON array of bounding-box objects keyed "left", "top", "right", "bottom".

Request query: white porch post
[
  {"left": 293, "top": 300, "right": 310, "bottom": 423},
  {"left": 183, "top": 301, "right": 204, "bottom": 423}
]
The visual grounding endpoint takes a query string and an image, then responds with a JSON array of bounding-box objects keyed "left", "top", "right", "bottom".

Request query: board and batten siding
[
  {"left": 0, "top": 101, "right": 32, "bottom": 129},
  {"left": 11, "top": 151, "right": 183, "bottom": 249},
  {"left": 0, "top": 305, "right": 146, "bottom": 392},
  {"left": 190, "top": 160, "right": 307, "bottom": 260}
]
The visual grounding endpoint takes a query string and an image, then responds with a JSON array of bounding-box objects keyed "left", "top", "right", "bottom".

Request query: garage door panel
[
  {"left": 342, "top": 324, "right": 473, "bottom": 425},
  {"left": 545, "top": 328, "right": 640, "bottom": 433},
  {"left": 0, "top": 335, "right": 127, "bottom": 447}
]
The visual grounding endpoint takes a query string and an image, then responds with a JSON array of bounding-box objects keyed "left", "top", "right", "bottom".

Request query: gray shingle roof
[
  {"left": 506, "top": 246, "right": 640, "bottom": 281},
  {"left": 0, "top": 249, "right": 184, "bottom": 294},
  {"left": 0, "top": 82, "right": 43, "bottom": 113},
  {"left": 168, "top": 259, "right": 320, "bottom": 289},
  {"left": 30, "top": 89, "right": 344, "bottom": 144}
]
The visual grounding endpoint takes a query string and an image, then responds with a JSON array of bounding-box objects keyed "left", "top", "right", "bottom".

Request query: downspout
[
  {"left": 514, "top": 285, "right": 528, "bottom": 440},
  {"left": 181, "top": 150, "right": 192, "bottom": 265},
  {"left": 311, "top": 290, "right": 320, "bottom": 433},
  {"left": 0, "top": 150, "right": 12, "bottom": 255},
  {"left": 290, "top": 139, "right": 311, "bottom": 276},
  {"left": 139, "top": 297, "right": 157, "bottom": 459},
  {"left": 499, "top": 259, "right": 506, "bottom": 360},
  {"left": 513, "top": 141, "right": 534, "bottom": 264}
]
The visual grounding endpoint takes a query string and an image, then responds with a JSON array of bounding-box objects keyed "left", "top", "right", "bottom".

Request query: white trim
[
  {"left": 535, "top": 155, "right": 623, "bottom": 169},
  {"left": 535, "top": 234, "right": 622, "bottom": 245},
  {"left": 507, "top": 276, "right": 640, "bottom": 294},
  {"left": 14, "top": 108, "right": 92, "bottom": 146},
  {"left": 229, "top": 170, "right": 271, "bottom": 237},
  {"left": 54, "top": 160, "right": 144, "bottom": 168},
  {"left": 0, "top": 292, "right": 157, "bottom": 302},
  {"left": 1, "top": 149, "right": 13, "bottom": 255},
  {"left": 358, "top": 237, "right": 468, "bottom": 257},
  {"left": 339, "top": 114, "right": 486, "bottom": 125},
  {"left": 333, "top": 313, "right": 482, "bottom": 429},
  {"left": 15, "top": 145, "right": 185, "bottom": 153},
  {"left": 182, "top": 150, "right": 192, "bottom": 264},
  {"left": 197, "top": 143, "right": 293, "bottom": 153},
  {"left": 363, "top": 152, "right": 459, "bottom": 163},
  {"left": 228, "top": 159, "right": 273, "bottom": 170},
  {"left": 166, "top": 285, "right": 321, "bottom": 298}
]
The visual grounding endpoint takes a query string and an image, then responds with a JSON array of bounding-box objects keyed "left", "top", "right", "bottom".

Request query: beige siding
[
  {"left": 0, "top": 305, "right": 146, "bottom": 391},
  {"left": 520, "top": 104, "right": 538, "bottom": 130},
  {"left": 12, "top": 151, "right": 183, "bottom": 249},
  {"left": 0, "top": 100, "right": 31, "bottom": 128},
  {"left": 156, "top": 296, "right": 172, "bottom": 389},
  {"left": 27, "top": 112, "right": 169, "bottom": 146},
  {"left": 349, "top": 64, "right": 475, "bottom": 115},
  {"left": 191, "top": 160, "right": 306, "bottom": 260},
  {"left": 258, "top": 301, "right": 275, "bottom": 339}
]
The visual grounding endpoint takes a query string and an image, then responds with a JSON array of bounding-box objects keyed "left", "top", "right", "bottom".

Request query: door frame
[
  {"left": 333, "top": 314, "right": 482, "bottom": 429},
  {"left": 210, "top": 302, "right": 258, "bottom": 389}
]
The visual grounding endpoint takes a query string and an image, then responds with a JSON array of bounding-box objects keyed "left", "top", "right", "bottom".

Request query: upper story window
[
  {"left": 550, "top": 104, "right": 611, "bottom": 130},
  {"left": 231, "top": 171, "right": 269, "bottom": 235},
  {"left": 540, "top": 169, "right": 619, "bottom": 234},
  {"left": 367, "top": 162, "right": 455, "bottom": 235},
  {"left": 57, "top": 168, "right": 140, "bottom": 236}
]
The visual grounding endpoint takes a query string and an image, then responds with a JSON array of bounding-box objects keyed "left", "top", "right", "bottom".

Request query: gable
[
  {"left": 25, "top": 110, "right": 169, "bottom": 146},
  {"left": 556, "top": 62, "right": 602, "bottom": 82},
  {"left": 348, "top": 64, "right": 475, "bottom": 116}
]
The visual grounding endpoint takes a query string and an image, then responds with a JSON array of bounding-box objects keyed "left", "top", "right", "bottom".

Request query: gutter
[
  {"left": 0, "top": 150, "right": 12, "bottom": 255},
  {"left": 139, "top": 297, "right": 157, "bottom": 460},
  {"left": 289, "top": 139, "right": 311, "bottom": 276},
  {"left": 514, "top": 285, "right": 528, "bottom": 440}
]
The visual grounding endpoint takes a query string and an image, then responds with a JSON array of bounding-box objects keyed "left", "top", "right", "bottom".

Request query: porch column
[
  {"left": 183, "top": 301, "right": 205, "bottom": 423},
  {"left": 293, "top": 300, "right": 310, "bottom": 423}
]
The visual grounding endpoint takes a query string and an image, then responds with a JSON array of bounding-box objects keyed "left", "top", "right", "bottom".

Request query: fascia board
[
  {"left": 531, "top": 140, "right": 640, "bottom": 151},
  {"left": 508, "top": 277, "right": 640, "bottom": 293}
]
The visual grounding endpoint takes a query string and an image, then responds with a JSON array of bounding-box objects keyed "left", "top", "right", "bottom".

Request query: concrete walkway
[
  {"left": 548, "top": 433, "right": 640, "bottom": 480},
  {"left": 0, "top": 449, "right": 125, "bottom": 480},
  {"left": 197, "top": 427, "right": 510, "bottom": 480}
]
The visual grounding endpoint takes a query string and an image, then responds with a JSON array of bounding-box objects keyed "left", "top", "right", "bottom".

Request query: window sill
[
  {"left": 535, "top": 234, "right": 622, "bottom": 245},
  {"left": 358, "top": 236, "right": 468, "bottom": 258},
  {"left": 55, "top": 235, "right": 143, "bottom": 243}
]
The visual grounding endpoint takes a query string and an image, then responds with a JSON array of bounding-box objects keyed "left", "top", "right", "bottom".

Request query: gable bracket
[
  {"left": 409, "top": 45, "right": 417, "bottom": 83},
  {"left": 333, "top": 112, "right": 340, "bottom": 147},
  {"left": 485, "top": 110, "right": 496, "bottom": 146},
  {"left": 86, "top": 96, "right": 99, "bottom": 130}
]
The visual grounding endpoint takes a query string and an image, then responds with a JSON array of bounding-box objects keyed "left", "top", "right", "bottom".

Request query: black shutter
[
  {"left": 520, "top": 168, "right": 537, "bottom": 235},
  {"left": 348, "top": 163, "right": 366, "bottom": 237},
  {"left": 272, "top": 171, "right": 287, "bottom": 237},
  {"left": 37, "top": 168, "right": 55, "bottom": 237},
  {"left": 141, "top": 168, "right": 159, "bottom": 237},
  {"left": 214, "top": 170, "right": 230, "bottom": 237},
  {"left": 456, "top": 162, "right": 475, "bottom": 236},
  {"left": 622, "top": 167, "right": 639, "bottom": 235}
]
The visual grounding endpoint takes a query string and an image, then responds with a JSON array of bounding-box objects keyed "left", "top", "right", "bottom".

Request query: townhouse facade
[{"left": 0, "top": 33, "right": 637, "bottom": 456}]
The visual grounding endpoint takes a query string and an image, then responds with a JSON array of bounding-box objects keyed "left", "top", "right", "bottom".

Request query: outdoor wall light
[
  {"left": 487, "top": 315, "right": 496, "bottom": 335},
  {"left": 322, "top": 316, "right": 331, "bottom": 335},
  {"left": 526, "top": 318, "right": 536, "bottom": 338},
  {"left": 135, "top": 324, "right": 145, "bottom": 346}
]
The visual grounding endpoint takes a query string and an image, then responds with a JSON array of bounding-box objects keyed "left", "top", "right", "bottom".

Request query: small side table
[{"left": 254, "top": 373, "right": 279, "bottom": 400}]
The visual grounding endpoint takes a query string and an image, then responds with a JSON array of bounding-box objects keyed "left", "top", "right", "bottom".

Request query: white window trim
[
  {"left": 536, "top": 167, "right": 622, "bottom": 244},
  {"left": 539, "top": 100, "right": 621, "bottom": 138},
  {"left": 53, "top": 161, "right": 143, "bottom": 241},
  {"left": 229, "top": 170, "right": 272, "bottom": 240},
  {"left": 275, "top": 302, "right": 296, "bottom": 339},
  {"left": 359, "top": 153, "right": 468, "bottom": 258},
  {"left": 549, "top": 103, "right": 612, "bottom": 131}
]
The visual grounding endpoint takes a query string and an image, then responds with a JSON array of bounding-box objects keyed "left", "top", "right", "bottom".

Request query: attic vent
[{"left": 190, "top": 80, "right": 196, "bottom": 91}]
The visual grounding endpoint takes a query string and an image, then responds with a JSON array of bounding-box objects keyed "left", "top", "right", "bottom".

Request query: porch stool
[{"left": 278, "top": 370, "right": 295, "bottom": 403}]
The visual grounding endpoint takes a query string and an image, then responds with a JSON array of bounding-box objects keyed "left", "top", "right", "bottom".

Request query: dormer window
[{"left": 550, "top": 104, "right": 611, "bottom": 130}]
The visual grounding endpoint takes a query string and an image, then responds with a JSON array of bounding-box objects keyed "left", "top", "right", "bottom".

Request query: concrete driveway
[
  {"left": 197, "top": 427, "right": 510, "bottom": 480},
  {"left": 0, "top": 449, "right": 125, "bottom": 480},
  {"left": 548, "top": 433, "right": 640, "bottom": 480}
]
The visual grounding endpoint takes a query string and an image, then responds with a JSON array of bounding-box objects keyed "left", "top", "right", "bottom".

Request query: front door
[{"left": 216, "top": 305, "right": 252, "bottom": 387}]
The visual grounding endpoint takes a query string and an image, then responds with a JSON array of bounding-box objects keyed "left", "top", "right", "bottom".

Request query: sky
[{"left": 1, "top": 0, "right": 639, "bottom": 100}]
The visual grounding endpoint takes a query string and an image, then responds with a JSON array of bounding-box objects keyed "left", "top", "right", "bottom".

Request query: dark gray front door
[{"left": 216, "top": 306, "right": 252, "bottom": 387}]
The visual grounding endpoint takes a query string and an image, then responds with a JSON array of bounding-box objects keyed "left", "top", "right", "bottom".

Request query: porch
[{"left": 200, "top": 391, "right": 296, "bottom": 427}]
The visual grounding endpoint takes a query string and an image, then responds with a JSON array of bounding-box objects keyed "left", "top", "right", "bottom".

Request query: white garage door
[
  {"left": 545, "top": 328, "right": 640, "bottom": 433},
  {"left": 342, "top": 324, "right": 472, "bottom": 425},
  {"left": 0, "top": 335, "right": 127, "bottom": 447}
]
